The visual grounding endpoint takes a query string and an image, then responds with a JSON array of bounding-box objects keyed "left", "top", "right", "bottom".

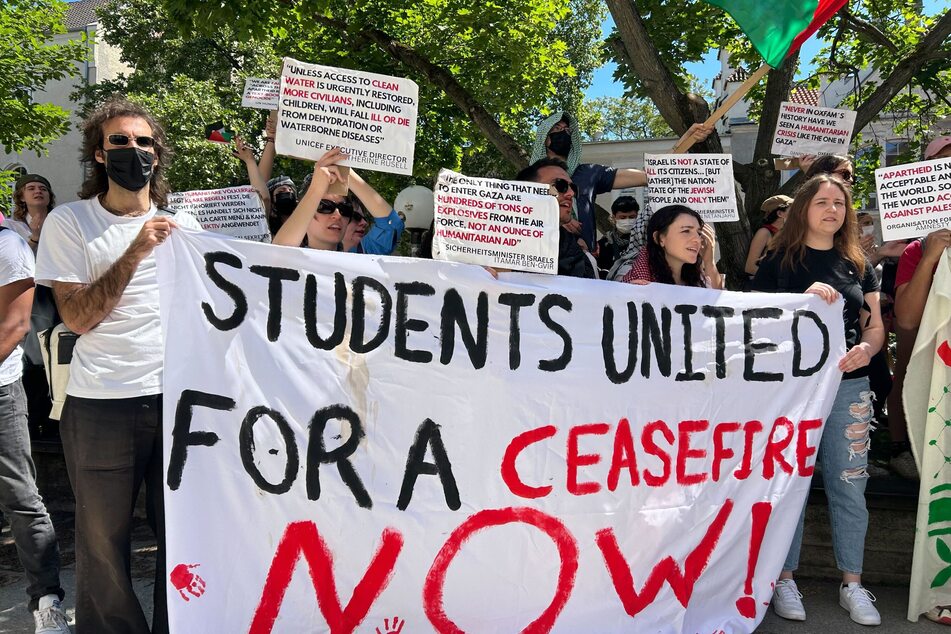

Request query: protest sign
[
  {"left": 770, "top": 102, "right": 856, "bottom": 157},
  {"left": 645, "top": 154, "right": 738, "bottom": 222},
  {"left": 431, "top": 169, "right": 559, "bottom": 274},
  {"left": 167, "top": 185, "right": 270, "bottom": 243},
  {"left": 275, "top": 57, "right": 418, "bottom": 176},
  {"left": 158, "top": 230, "right": 846, "bottom": 633},
  {"left": 877, "top": 157, "right": 951, "bottom": 241},
  {"left": 242, "top": 78, "right": 280, "bottom": 110}
]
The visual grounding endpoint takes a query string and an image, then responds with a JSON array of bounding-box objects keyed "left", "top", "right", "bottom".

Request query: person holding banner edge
[
  {"left": 34, "top": 97, "right": 203, "bottom": 634},
  {"left": 751, "top": 173, "right": 885, "bottom": 626}
]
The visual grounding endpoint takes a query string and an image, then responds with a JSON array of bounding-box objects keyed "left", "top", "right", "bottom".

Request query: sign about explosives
[
  {"left": 432, "top": 169, "right": 559, "bottom": 274},
  {"left": 275, "top": 57, "right": 418, "bottom": 175},
  {"left": 157, "top": 230, "right": 847, "bottom": 633},
  {"left": 167, "top": 185, "right": 270, "bottom": 243},
  {"left": 876, "top": 157, "right": 951, "bottom": 241},
  {"left": 241, "top": 78, "right": 280, "bottom": 110},
  {"left": 645, "top": 154, "right": 738, "bottom": 222},
  {"left": 771, "top": 102, "right": 856, "bottom": 157}
]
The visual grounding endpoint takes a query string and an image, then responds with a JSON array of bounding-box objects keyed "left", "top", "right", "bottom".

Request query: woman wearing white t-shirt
[{"left": 7, "top": 174, "right": 55, "bottom": 251}]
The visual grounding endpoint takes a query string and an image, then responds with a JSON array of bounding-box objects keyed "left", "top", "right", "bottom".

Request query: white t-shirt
[
  {"left": 35, "top": 197, "right": 201, "bottom": 398},
  {"left": 0, "top": 216, "right": 32, "bottom": 242},
  {"left": 0, "top": 229, "right": 34, "bottom": 387}
]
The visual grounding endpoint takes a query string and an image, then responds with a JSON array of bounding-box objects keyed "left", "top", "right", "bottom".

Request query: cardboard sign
[
  {"left": 275, "top": 57, "right": 418, "bottom": 175},
  {"left": 431, "top": 169, "right": 559, "bottom": 274},
  {"left": 645, "top": 154, "right": 738, "bottom": 222},
  {"left": 241, "top": 78, "right": 280, "bottom": 110},
  {"left": 157, "top": 230, "right": 847, "bottom": 633},
  {"left": 167, "top": 186, "right": 270, "bottom": 243},
  {"left": 771, "top": 102, "right": 857, "bottom": 157},
  {"left": 877, "top": 157, "right": 951, "bottom": 241}
]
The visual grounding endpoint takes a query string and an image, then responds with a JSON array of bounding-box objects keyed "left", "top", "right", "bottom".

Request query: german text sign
[
  {"left": 770, "top": 102, "right": 856, "bottom": 157},
  {"left": 432, "top": 169, "right": 559, "bottom": 274},
  {"left": 242, "top": 78, "right": 280, "bottom": 110},
  {"left": 275, "top": 57, "right": 418, "bottom": 175},
  {"left": 167, "top": 186, "right": 270, "bottom": 243},
  {"left": 157, "top": 232, "right": 845, "bottom": 633},
  {"left": 877, "top": 157, "right": 951, "bottom": 241},
  {"left": 645, "top": 154, "right": 738, "bottom": 221}
]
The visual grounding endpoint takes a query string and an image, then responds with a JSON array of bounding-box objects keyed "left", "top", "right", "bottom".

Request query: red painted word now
[
  {"left": 501, "top": 417, "right": 821, "bottom": 498},
  {"left": 248, "top": 502, "right": 734, "bottom": 633}
]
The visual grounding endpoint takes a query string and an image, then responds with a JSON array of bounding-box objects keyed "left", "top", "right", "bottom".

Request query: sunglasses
[
  {"left": 551, "top": 178, "right": 579, "bottom": 196},
  {"left": 832, "top": 169, "right": 855, "bottom": 183},
  {"left": 106, "top": 133, "right": 155, "bottom": 148},
  {"left": 317, "top": 199, "right": 354, "bottom": 218}
]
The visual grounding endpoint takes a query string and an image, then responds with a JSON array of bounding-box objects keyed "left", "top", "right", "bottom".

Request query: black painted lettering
[
  {"left": 497, "top": 293, "right": 535, "bottom": 370},
  {"left": 675, "top": 305, "right": 704, "bottom": 381},
  {"left": 743, "top": 307, "right": 783, "bottom": 382},
  {"left": 602, "top": 302, "right": 638, "bottom": 384},
  {"left": 167, "top": 389, "right": 234, "bottom": 490},
  {"left": 395, "top": 282, "right": 435, "bottom": 363},
  {"left": 792, "top": 309, "right": 830, "bottom": 376},
  {"left": 201, "top": 251, "right": 247, "bottom": 331},
  {"left": 702, "top": 305, "right": 734, "bottom": 379},
  {"left": 641, "top": 304, "right": 672, "bottom": 378},
  {"left": 304, "top": 273, "right": 347, "bottom": 349},
  {"left": 306, "top": 404, "right": 372, "bottom": 508},
  {"left": 397, "top": 419, "right": 461, "bottom": 511},
  {"left": 249, "top": 265, "right": 300, "bottom": 342},
  {"left": 350, "top": 276, "right": 392, "bottom": 353},
  {"left": 538, "top": 294, "right": 573, "bottom": 371},
  {"left": 439, "top": 289, "right": 488, "bottom": 369},
  {"left": 239, "top": 406, "right": 299, "bottom": 495}
]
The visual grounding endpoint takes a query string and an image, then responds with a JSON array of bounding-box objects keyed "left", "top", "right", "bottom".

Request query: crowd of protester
[{"left": 1, "top": 93, "right": 950, "bottom": 633}]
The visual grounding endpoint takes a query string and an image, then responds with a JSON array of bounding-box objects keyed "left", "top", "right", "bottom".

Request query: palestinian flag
[
  {"left": 204, "top": 122, "right": 235, "bottom": 144},
  {"left": 703, "top": 0, "right": 848, "bottom": 67}
]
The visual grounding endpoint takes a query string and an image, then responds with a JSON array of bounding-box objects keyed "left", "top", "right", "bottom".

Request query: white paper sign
[
  {"left": 167, "top": 185, "right": 270, "bottom": 243},
  {"left": 157, "top": 230, "right": 847, "bottom": 633},
  {"left": 431, "top": 169, "right": 559, "bottom": 274},
  {"left": 645, "top": 154, "right": 738, "bottom": 222},
  {"left": 877, "top": 157, "right": 951, "bottom": 241},
  {"left": 241, "top": 78, "right": 280, "bottom": 109},
  {"left": 771, "top": 102, "right": 857, "bottom": 157},
  {"left": 275, "top": 57, "right": 418, "bottom": 175}
]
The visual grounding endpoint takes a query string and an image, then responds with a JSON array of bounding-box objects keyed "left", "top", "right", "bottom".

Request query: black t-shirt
[{"left": 751, "top": 246, "right": 879, "bottom": 378}]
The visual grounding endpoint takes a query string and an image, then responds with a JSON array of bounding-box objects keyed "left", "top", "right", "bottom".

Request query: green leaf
[
  {"left": 933, "top": 565, "right": 951, "bottom": 589},
  {"left": 937, "top": 538, "right": 951, "bottom": 564}
]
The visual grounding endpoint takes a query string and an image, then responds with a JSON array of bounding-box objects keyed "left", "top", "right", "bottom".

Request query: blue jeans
[
  {"left": 0, "top": 378, "right": 63, "bottom": 611},
  {"left": 784, "top": 376, "right": 874, "bottom": 575}
]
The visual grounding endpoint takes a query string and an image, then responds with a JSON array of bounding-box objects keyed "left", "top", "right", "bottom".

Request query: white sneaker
[
  {"left": 839, "top": 582, "right": 881, "bottom": 626},
  {"left": 772, "top": 579, "right": 806, "bottom": 621},
  {"left": 33, "top": 595, "right": 70, "bottom": 634}
]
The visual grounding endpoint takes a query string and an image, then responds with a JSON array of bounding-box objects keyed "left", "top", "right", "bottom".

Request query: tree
[
  {"left": 577, "top": 96, "right": 673, "bottom": 141},
  {"left": 0, "top": 0, "right": 86, "bottom": 201},
  {"left": 605, "top": 0, "right": 951, "bottom": 286}
]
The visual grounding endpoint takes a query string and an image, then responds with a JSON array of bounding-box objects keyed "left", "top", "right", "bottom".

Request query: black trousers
[{"left": 60, "top": 395, "right": 167, "bottom": 634}]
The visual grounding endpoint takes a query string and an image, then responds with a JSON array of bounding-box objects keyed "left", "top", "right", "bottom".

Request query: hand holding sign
[{"left": 313, "top": 147, "right": 349, "bottom": 192}]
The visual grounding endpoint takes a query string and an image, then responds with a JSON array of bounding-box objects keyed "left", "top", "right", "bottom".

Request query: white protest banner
[
  {"left": 877, "top": 157, "right": 951, "bottom": 241},
  {"left": 645, "top": 154, "right": 738, "bottom": 222},
  {"left": 167, "top": 185, "right": 270, "bottom": 243},
  {"left": 431, "top": 169, "right": 559, "bottom": 274},
  {"left": 906, "top": 251, "right": 951, "bottom": 622},
  {"left": 157, "top": 231, "right": 845, "bottom": 633},
  {"left": 770, "top": 102, "right": 857, "bottom": 157},
  {"left": 242, "top": 78, "right": 280, "bottom": 110},
  {"left": 276, "top": 57, "right": 418, "bottom": 175}
]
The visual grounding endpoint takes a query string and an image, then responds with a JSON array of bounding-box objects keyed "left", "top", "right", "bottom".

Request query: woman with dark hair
[
  {"left": 621, "top": 204, "right": 723, "bottom": 288},
  {"left": 273, "top": 148, "right": 354, "bottom": 250},
  {"left": 752, "top": 174, "right": 884, "bottom": 626},
  {"left": 7, "top": 174, "right": 56, "bottom": 250},
  {"left": 802, "top": 153, "right": 855, "bottom": 186}
]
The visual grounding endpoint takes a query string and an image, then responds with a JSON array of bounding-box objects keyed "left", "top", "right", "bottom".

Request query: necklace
[{"left": 99, "top": 194, "right": 149, "bottom": 217}]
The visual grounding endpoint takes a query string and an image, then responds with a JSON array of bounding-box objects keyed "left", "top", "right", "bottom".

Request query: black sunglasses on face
[
  {"left": 832, "top": 169, "right": 854, "bottom": 183},
  {"left": 317, "top": 199, "right": 354, "bottom": 218},
  {"left": 551, "top": 178, "right": 578, "bottom": 196},
  {"left": 106, "top": 133, "right": 155, "bottom": 148}
]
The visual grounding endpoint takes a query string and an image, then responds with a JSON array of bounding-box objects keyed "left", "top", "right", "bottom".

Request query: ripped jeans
[{"left": 784, "top": 376, "right": 874, "bottom": 575}]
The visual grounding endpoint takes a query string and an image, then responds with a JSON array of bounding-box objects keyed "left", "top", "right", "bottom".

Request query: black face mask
[
  {"left": 104, "top": 147, "right": 154, "bottom": 192},
  {"left": 274, "top": 191, "right": 297, "bottom": 216},
  {"left": 548, "top": 130, "right": 572, "bottom": 157}
]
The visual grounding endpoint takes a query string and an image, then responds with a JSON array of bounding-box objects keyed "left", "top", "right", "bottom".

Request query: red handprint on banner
[
  {"left": 170, "top": 563, "right": 206, "bottom": 602},
  {"left": 376, "top": 616, "right": 405, "bottom": 634}
]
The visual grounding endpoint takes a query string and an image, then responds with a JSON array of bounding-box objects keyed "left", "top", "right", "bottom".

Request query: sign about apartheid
[
  {"left": 877, "top": 157, "right": 951, "bottom": 242},
  {"left": 770, "top": 102, "right": 857, "bottom": 157},
  {"left": 167, "top": 186, "right": 270, "bottom": 243},
  {"left": 157, "top": 230, "right": 845, "bottom": 633},
  {"left": 431, "top": 169, "right": 559, "bottom": 274},
  {"left": 645, "top": 154, "right": 738, "bottom": 222},
  {"left": 275, "top": 57, "right": 418, "bottom": 175},
  {"left": 242, "top": 78, "right": 280, "bottom": 110}
]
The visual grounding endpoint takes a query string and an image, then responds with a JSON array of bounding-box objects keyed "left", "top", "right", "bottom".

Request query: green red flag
[{"left": 703, "top": 0, "right": 848, "bottom": 68}]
